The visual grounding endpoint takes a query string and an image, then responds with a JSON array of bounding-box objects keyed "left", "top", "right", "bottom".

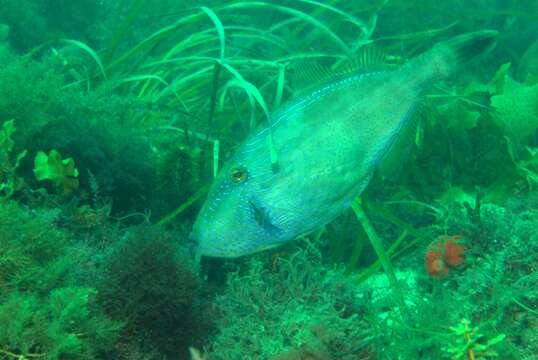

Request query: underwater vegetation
[
  {"left": 207, "top": 240, "right": 374, "bottom": 359},
  {"left": 0, "top": 0, "right": 537, "bottom": 359},
  {"left": 0, "top": 200, "right": 121, "bottom": 359},
  {"left": 96, "top": 225, "right": 212, "bottom": 357}
]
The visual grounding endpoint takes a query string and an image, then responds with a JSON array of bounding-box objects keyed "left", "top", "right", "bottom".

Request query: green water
[{"left": 0, "top": 1, "right": 537, "bottom": 359}]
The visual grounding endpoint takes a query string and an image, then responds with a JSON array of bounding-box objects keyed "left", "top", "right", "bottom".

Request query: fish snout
[{"left": 191, "top": 218, "right": 241, "bottom": 258}]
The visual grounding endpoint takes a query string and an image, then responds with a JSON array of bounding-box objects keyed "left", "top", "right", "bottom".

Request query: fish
[{"left": 191, "top": 30, "right": 498, "bottom": 258}]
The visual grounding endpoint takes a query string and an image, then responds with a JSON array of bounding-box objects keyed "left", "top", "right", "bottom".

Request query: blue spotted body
[{"left": 192, "top": 31, "right": 497, "bottom": 257}]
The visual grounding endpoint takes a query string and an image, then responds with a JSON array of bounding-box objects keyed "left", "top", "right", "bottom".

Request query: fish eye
[{"left": 230, "top": 167, "right": 248, "bottom": 184}]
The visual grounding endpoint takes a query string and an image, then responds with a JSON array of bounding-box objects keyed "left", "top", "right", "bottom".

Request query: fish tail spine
[{"left": 402, "top": 30, "right": 499, "bottom": 88}]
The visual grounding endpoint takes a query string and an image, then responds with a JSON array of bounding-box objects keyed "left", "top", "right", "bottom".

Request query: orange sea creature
[{"left": 425, "top": 235, "right": 465, "bottom": 278}]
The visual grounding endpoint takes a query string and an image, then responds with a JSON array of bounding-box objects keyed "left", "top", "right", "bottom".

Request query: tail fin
[
  {"left": 438, "top": 30, "right": 499, "bottom": 69},
  {"left": 403, "top": 30, "right": 499, "bottom": 87}
]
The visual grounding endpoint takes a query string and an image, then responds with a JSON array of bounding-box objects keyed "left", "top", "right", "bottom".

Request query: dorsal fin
[
  {"left": 289, "top": 61, "right": 336, "bottom": 92},
  {"left": 289, "top": 46, "right": 394, "bottom": 95},
  {"left": 338, "top": 45, "right": 391, "bottom": 74}
]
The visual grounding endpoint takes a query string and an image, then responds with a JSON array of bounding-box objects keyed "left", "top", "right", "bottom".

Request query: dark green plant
[
  {"left": 95, "top": 225, "right": 209, "bottom": 358},
  {"left": 0, "top": 0, "right": 104, "bottom": 52},
  {"left": 0, "top": 0, "right": 48, "bottom": 51},
  {"left": 0, "top": 49, "right": 166, "bottom": 215},
  {"left": 0, "top": 50, "right": 64, "bottom": 138}
]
